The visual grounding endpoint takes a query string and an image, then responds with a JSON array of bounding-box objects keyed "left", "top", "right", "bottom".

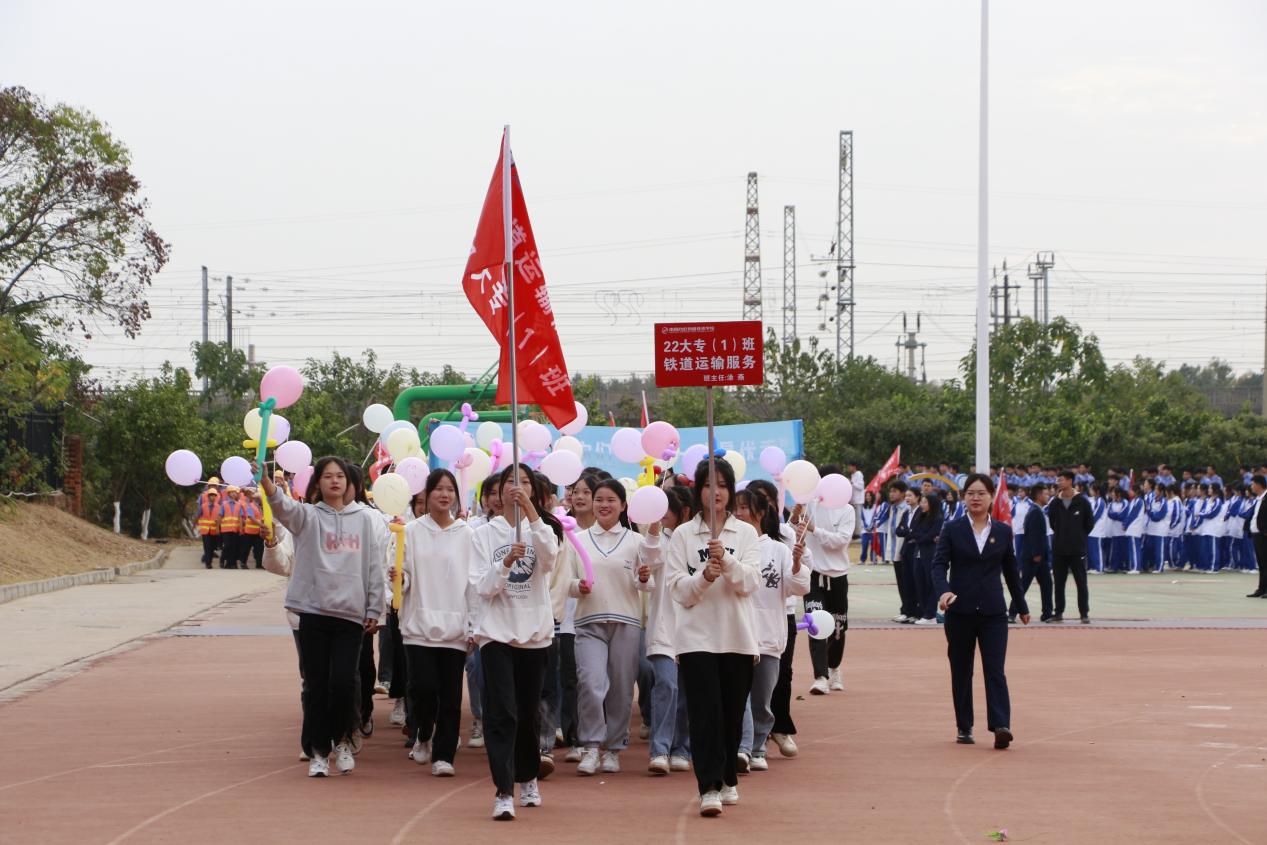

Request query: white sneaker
[
  {"left": 374, "top": 680, "right": 389, "bottom": 695},
  {"left": 577, "top": 747, "right": 600, "bottom": 775},
  {"left": 564, "top": 746, "right": 583, "bottom": 763},
  {"left": 299, "top": 750, "right": 309, "bottom": 762},
  {"left": 307, "top": 754, "right": 329, "bottom": 777},
  {"left": 809, "top": 677, "right": 830, "bottom": 695},
  {"left": 914, "top": 617, "right": 938, "bottom": 626},
  {"left": 771, "top": 733, "right": 798, "bottom": 757},
  {"left": 829, "top": 668, "right": 844, "bottom": 691},
  {"left": 389, "top": 698, "right": 407, "bottom": 726},
  {"left": 348, "top": 732, "right": 364, "bottom": 755},
  {"left": 333, "top": 743, "right": 355, "bottom": 775},
  {"left": 600, "top": 750, "right": 620, "bottom": 773},
  {"left": 648, "top": 755, "right": 670, "bottom": 775},
  {"left": 736, "top": 751, "right": 750, "bottom": 774},
  {"left": 639, "top": 724, "right": 650, "bottom": 740},
  {"left": 431, "top": 760, "right": 455, "bottom": 777},
  {"left": 409, "top": 739, "right": 431, "bottom": 765},
  {"left": 359, "top": 717, "right": 374, "bottom": 737},
  {"left": 669, "top": 755, "right": 691, "bottom": 772},
  {"left": 749, "top": 755, "right": 769, "bottom": 772},
  {"left": 519, "top": 778, "right": 542, "bottom": 807},
  {"left": 699, "top": 790, "right": 723, "bottom": 817},
  {"left": 493, "top": 793, "right": 516, "bottom": 820},
  {"left": 720, "top": 784, "right": 739, "bottom": 805},
  {"left": 892, "top": 614, "right": 909, "bottom": 623},
  {"left": 468, "top": 719, "right": 485, "bottom": 749}
]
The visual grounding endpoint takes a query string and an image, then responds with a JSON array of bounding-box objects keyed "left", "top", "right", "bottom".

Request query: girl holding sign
[
  {"left": 398, "top": 469, "right": 476, "bottom": 777},
  {"left": 665, "top": 458, "right": 760, "bottom": 817},
  {"left": 260, "top": 457, "right": 386, "bottom": 778},
  {"left": 569, "top": 479, "right": 660, "bottom": 776},
  {"left": 470, "top": 464, "right": 561, "bottom": 820}
]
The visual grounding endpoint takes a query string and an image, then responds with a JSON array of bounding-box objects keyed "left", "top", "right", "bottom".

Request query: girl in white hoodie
[
  {"left": 397, "top": 468, "right": 476, "bottom": 777},
  {"left": 569, "top": 478, "right": 660, "bottom": 776},
  {"left": 646, "top": 486, "right": 693, "bottom": 775},
  {"left": 734, "top": 489, "right": 809, "bottom": 772},
  {"left": 261, "top": 457, "right": 386, "bottom": 779},
  {"left": 470, "top": 464, "right": 561, "bottom": 821},
  {"left": 666, "top": 458, "right": 760, "bottom": 817}
]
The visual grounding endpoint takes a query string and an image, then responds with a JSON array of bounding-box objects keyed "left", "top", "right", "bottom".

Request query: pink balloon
[
  {"left": 640, "top": 421, "right": 679, "bottom": 459},
  {"left": 628, "top": 486, "right": 669, "bottom": 524},
  {"left": 292, "top": 464, "right": 315, "bottom": 497},
  {"left": 430, "top": 424, "right": 465, "bottom": 462},
  {"left": 816, "top": 473, "right": 853, "bottom": 509},
  {"left": 275, "top": 440, "right": 312, "bottom": 474},
  {"left": 260, "top": 365, "right": 304, "bottom": 409},
  {"left": 165, "top": 450, "right": 202, "bottom": 486},
  {"left": 396, "top": 457, "right": 429, "bottom": 495}
]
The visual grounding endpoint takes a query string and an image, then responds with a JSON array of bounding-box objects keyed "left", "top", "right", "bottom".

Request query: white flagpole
[
  {"left": 974, "top": 0, "right": 991, "bottom": 476},
  {"left": 503, "top": 125, "right": 522, "bottom": 541}
]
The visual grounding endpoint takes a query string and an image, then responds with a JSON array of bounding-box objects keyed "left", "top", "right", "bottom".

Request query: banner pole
[
  {"left": 706, "top": 386, "right": 718, "bottom": 539},
  {"left": 503, "top": 125, "right": 521, "bottom": 542}
]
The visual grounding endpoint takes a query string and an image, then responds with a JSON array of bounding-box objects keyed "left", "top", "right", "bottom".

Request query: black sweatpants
[
  {"left": 480, "top": 641, "right": 548, "bottom": 795},
  {"left": 1010, "top": 553, "right": 1053, "bottom": 619},
  {"left": 296, "top": 613, "right": 363, "bottom": 757},
  {"left": 678, "top": 651, "right": 753, "bottom": 795},
  {"left": 357, "top": 632, "right": 376, "bottom": 728},
  {"left": 385, "top": 611, "right": 407, "bottom": 700},
  {"left": 405, "top": 644, "right": 466, "bottom": 763},
  {"left": 201, "top": 534, "right": 217, "bottom": 567},
  {"left": 558, "top": 633, "right": 579, "bottom": 746},
  {"left": 805, "top": 572, "right": 848, "bottom": 678},
  {"left": 220, "top": 533, "right": 240, "bottom": 568},
  {"left": 770, "top": 614, "right": 798, "bottom": 735},
  {"left": 895, "top": 547, "right": 919, "bottom": 618},
  {"left": 1052, "top": 552, "right": 1090, "bottom": 617},
  {"left": 944, "top": 611, "right": 1011, "bottom": 732},
  {"left": 240, "top": 534, "right": 264, "bottom": 569}
]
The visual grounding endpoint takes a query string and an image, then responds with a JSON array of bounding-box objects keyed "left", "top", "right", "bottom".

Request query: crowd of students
[{"left": 225, "top": 454, "right": 856, "bottom": 821}]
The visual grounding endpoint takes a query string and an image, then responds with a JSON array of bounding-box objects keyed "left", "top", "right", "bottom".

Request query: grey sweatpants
[
  {"left": 576, "top": 621, "right": 641, "bottom": 751},
  {"left": 740, "top": 654, "right": 781, "bottom": 757}
]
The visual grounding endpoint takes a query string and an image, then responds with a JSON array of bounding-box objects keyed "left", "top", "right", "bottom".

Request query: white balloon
[
  {"left": 275, "top": 440, "right": 312, "bottom": 474},
  {"left": 518, "top": 420, "right": 553, "bottom": 453},
  {"left": 808, "top": 609, "right": 835, "bottom": 640},
  {"left": 461, "top": 448, "right": 492, "bottom": 488},
  {"left": 362, "top": 403, "right": 394, "bottom": 434},
  {"left": 372, "top": 472, "right": 411, "bottom": 517},
  {"left": 559, "top": 402, "right": 588, "bottom": 436},
  {"left": 611, "top": 428, "right": 645, "bottom": 464},
  {"left": 540, "top": 450, "right": 583, "bottom": 486},
  {"left": 553, "top": 435, "right": 584, "bottom": 459},
  {"left": 619, "top": 477, "right": 638, "bottom": 494},
  {"left": 783, "top": 459, "right": 822, "bottom": 503},
  {"left": 475, "top": 420, "right": 503, "bottom": 451}
]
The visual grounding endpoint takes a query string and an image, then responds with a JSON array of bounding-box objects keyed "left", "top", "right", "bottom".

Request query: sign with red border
[{"left": 653, "top": 321, "right": 764, "bottom": 388}]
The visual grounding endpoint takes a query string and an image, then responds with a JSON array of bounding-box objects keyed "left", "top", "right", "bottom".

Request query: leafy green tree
[{"left": 0, "top": 87, "right": 168, "bottom": 338}]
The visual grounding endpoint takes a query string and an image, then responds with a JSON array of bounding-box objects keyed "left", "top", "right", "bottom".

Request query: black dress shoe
[
  {"left": 956, "top": 729, "right": 975, "bottom": 744},
  {"left": 1007, "top": 614, "right": 1017, "bottom": 624},
  {"left": 992, "top": 727, "right": 1013, "bottom": 749},
  {"left": 1050, "top": 614, "right": 1064, "bottom": 623},
  {"left": 1248, "top": 591, "right": 1265, "bottom": 598},
  {"left": 1080, "top": 615, "right": 1090, "bottom": 624}
]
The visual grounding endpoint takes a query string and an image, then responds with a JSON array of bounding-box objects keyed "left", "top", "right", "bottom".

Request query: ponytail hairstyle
[
  {"left": 663, "top": 486, "right": 691, "bottom": 529},
  {"left": 735, "top": 488, "right": 780, "bottom": 541},
  {"left": 306, "top": 456, "right": 351, "bottom": 504},
  {"left": 592, "top": 478, "right": 632, "bottom": 529},
  {"left": 343, "top": 462, "right": 370, "bottom": 505},
  {"left": 497, "top": 463, "right": 563, "bottom": 541}
]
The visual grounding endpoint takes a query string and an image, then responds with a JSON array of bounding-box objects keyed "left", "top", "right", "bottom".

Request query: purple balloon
[
  {"left": 396, "top": 456, "right": 429, "bottom": 495},
  {"left": 430, "top": 424, "right": 465, "bottom": 462},
  {"left": 165, "top": 449, "right": 202, "bottom": 486},
  {"left": 759, "top": 446, "right": 787, "bottom": 475},
  {"left": 270, "top": 415, "right": 291, "bottom": 445},
  {"left": 679, "top": 443, "right": 709, "bottom": 479}
]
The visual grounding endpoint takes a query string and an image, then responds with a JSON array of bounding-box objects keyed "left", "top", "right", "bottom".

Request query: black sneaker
[
  {"left": 956, "top": 728, "right": 974, "bottom": 744},
  {"left": 992, "top": 727, "right": 1013, "bottom": 749},
  {"left": 1007, "top": 614, "right": 1017, "bottom": 624},
  {"left": 1080, "top": 615, "right": 1090, "bottom": 624}
]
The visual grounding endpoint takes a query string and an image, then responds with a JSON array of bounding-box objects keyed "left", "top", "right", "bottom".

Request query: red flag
[
  {"left": 640, "top": 390, "right": 650, "bottom": 428},
  {"left": 462, "top": 130, "right": 577, "bottom": 430},
  {"left": 865, "top": 446, "right": 902, "bottom": 494},
  {"left": 607, "top": 411, "right": 616, "bottom": 427},
  {"left": 991, "top": 471, "right": 1012, "bottom": 525}
]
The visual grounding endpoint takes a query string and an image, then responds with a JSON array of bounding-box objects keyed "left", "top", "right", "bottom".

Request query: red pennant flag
[
  {"left": 640, "top": 390, "right": 650, "bottom": 428},
  {"left": 461, "top": 130, "right": 577, "bottom": 430},
  {"left": 865, "top": 446, "right": 902, "bottom": 494},
  {"left": 991, "top": 471, "right": 1012, "bottom": 525}
]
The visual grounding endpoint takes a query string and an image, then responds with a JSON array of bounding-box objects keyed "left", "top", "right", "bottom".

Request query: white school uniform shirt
[
  {"left": 801, "top": 501, "right": 855, "bottom": 577},
  {"left": 1088, "top": 496, "right": 1107, "bottom": 539},
  {"left": 1103, "top": 501, "right": 1125, "bottom": 539},
  {"left": 750, "top": 536, "right": 811, "bottom": 658},
  {"left": 1253, "top": 492, "right": 1267, "bottom": 534},
  {"left": 850, "top": 471, "right": 865, "bottom": 506},
  {"left": 1143, "top": 496, "right": 1170, "bottom": 538},
  {"left": 1124, "top": 498, "right": 1146, "bottom": 539},
  {"left": 1197, "top": 498, "right": 1222, "bottom": 537},
  {"left": 1012, "top": 499, "right": 1031, "bottom": 536},
  {"left": 665, "top": 513, "right": 761, "bottom": 657},
  {"left": 1166, "top": 498, "right": 1186, "bottom": 538},
  {"left": 645, "top": 526, "right": 677, "bottom": 658}
]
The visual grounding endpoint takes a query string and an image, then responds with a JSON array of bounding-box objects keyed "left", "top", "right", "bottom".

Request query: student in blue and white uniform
[
  {"left": 859, "top": 491, "right": 878, "bottom": 564},
  {"left": 1103, "top": 488, "right": 1127, "bottom": 572},
  {"left": 1165, "top": 484, "right": 1186, "bottom": 569},
  {"left": 1121, "top": 488, "right": 1145, "bottom": 574},
  {"left": 1085, "top": 483, "right": 1107, "bottom": 573},
  {"left": 1011, "top": 486, "right": 1032, "bottom": 564},
  {"left": 1195, "top": 485, "right": 1223, "bottom": 572},
  {"left": 1142, "top": 481, "right": 1170, "bottom": 573}
]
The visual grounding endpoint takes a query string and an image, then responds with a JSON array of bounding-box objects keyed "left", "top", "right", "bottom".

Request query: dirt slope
[{"left": 0, "top": 501, "right": 161, "bottom": 585}]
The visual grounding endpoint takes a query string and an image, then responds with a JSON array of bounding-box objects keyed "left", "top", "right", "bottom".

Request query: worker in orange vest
[
  {"left": 239, "top": 487, "right": 265, "bottom": 570},
  {"left": 196, "top": 487, "right": 222, "bottom": 569},
  {"left": 220, "top": 486, "right": 243, "bottom": 569}
]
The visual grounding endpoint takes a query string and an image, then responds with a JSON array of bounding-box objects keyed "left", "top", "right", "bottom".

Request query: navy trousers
[{"left": 944, "top": 611, "right": 1011, "bottom": 732}]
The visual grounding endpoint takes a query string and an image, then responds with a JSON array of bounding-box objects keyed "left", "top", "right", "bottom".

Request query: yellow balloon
[
  {"left": 243, "top": 408, "right": 263, "bottom": 440},
  {"left": 372, "top": 472, "right": 411, "bottom": 517},
  {"left": 386, "top": 427, "right": 422, "bottom": 461},
  {"left": 723, "top": 450, "right": 747, "bottom": 482}
]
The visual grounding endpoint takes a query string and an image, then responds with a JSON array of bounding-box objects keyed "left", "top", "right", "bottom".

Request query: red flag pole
[{"left": 503, "top": 125, "right": 521, "bottom": 541}]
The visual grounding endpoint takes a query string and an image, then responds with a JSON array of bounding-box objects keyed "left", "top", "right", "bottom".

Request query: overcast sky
[{"left": 4, "top": 0, "right": 1266, "bottom": 387}]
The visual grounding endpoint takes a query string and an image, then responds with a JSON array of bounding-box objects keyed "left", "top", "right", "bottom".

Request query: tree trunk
[
  {"left": 140, "top": 508, "right": 151, "bottom": 541},
  {"left": 112, "top": 501, "right": 122, "bottom": 534}
]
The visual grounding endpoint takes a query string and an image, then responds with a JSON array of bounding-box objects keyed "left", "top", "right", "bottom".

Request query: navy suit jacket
[
  {"left": 931, "top": 516, "right": 1028, "bottom": 617},
  {"left": 1020, "top": 506, "right": 1047, "bottom": 564}
]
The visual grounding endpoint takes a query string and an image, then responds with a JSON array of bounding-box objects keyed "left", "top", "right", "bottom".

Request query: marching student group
[{"left": 190, "top": 453, "right": 1266, "bottom": 822}]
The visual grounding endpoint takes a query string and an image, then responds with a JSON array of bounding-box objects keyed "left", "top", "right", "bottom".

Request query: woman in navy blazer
[{"left": 931, "top": 473, "right": 1030, "bottom": 748}]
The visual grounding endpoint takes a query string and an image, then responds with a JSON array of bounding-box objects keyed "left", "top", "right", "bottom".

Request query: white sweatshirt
[
  {"left": 666, "top": 513, "right": 761, "bottom": 657},
  {"left": 261, "top": 521, "right": 299, "bottom": 630},
  {"left": 777, "top": 522, "right": 813, "bottom": 612},
  {"left": 470, "top": 515, "right": 558, "bottom": 649},
  {"left": 646, "top": 526, "right": 678, "bottom": 658},
  {"left": 399, "top": 514, "right": 476, "bottom": 651},
  {"left": 570, "top": 523, "right": 658, "bottom": 628},
  {"left": 801, "top": 501, "right": 854, "bottom": 577},
  {"left": 751, "top": 535, "right": 811, "bottom": 657}
]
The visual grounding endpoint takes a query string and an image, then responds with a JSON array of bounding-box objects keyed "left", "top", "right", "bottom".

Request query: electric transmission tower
[
  {"left": 812, "top": 132, "right": 855, "bottom": 363},
  {"left": 742, "top": 172, "right": 762, "bottom": 321},
  {"left": 782, "top": 205, "right": 796, "bottom": 344},
  {"left": 894, "top": 312, "right": 927, "bottom": 383},
  {"left": 1027, "top": 251, "right": 1055, "bottom": 324}
]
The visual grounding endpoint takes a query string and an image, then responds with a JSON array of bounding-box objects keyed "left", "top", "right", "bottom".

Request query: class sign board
[{"left": 654, "top": 321, "right": 764, "bottom": 388}]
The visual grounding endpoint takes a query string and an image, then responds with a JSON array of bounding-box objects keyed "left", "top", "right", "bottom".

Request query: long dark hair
[
  {"left": 424, "top": 468, "right": 460, "bottom": 511},
  {"left": 306, "top": 456, "right": 350, "bottom": 504},
  {"left": 497, "top": 463, "right": 563, "bottom": 541},
  {"left": 747, "top": 478, "right": 783, "bottom": 522},
  {"left": 663, "top": 486, "right": 691, "bottom": 527},
  {"left": 344, "top": 463, "right": 369, "bottom": 505},
  {"left": 591, "top": 478, "right": 631, "bottom": 529},
  {"left": 735, "top": 488, "right": 780, "bottom": 541},
  {"left": 568, "top": 474, "right": 601, "bottom": 519},
  {"left": 691, "top": 456, "right": 737, "bottom": 517}
]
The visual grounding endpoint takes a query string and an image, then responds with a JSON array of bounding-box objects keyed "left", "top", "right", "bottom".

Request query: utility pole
[
  {"left": 226, "top": 274, "right": 233, "bottom": 350},
  {"left": 990, "top": 265, "right": 1000, "bottom": 332},
  {"left": 895, "top": 312, "right": 928, "bottom": 383},
  {"left": 201, "top": 265, "right": 209, "bottom": 392},
  {"left": 1034, "top": 251, "right": 1054, "bottom": 324},
  {"left": 1000, "top": 258, "right": 1018, "bottom": 326},
  {"left": 1262, "top": 270, "right": 1266, "bottom": 417},
  {"left": 1027, "top": 260, "right": 1044, "bottom": 323},
  {"left": 742, "top": 172, "right": 762, "bottom": 322},
  {"left": 782, "top": 205, "right": 796, "bottom": 345}
]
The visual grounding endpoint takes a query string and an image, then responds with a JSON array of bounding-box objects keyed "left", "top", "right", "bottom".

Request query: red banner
[
  {"left": 865, "top": 446, "right": 902, "bottom": 494},
  {"left": 653, "top": 321, "right": 764, "bottom": 388},
  {"left": 461, "top": 131, "right": 576, "bottom": 430},
  {"left": 991, "top": 472, "right": 1013, "bottom": 525}
]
